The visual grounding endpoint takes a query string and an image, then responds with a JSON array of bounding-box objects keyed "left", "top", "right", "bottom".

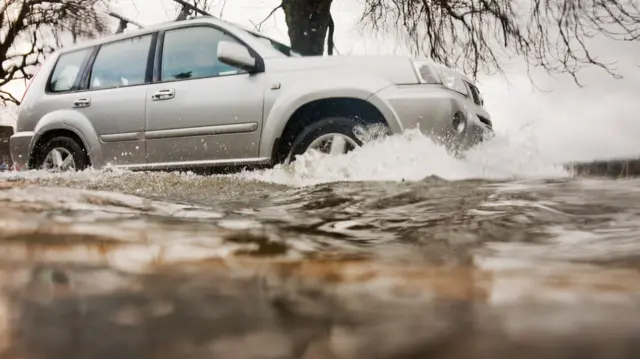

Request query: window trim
[
  {"left": 77, "top": 45, "right": 101, "bottom": 90},
  {"left": 45, "top": 47, "right": 95, "bottom": 95},
  {"left": 152, "top": 23, "right": 265, "bottom": 85},
  {"left": 42, "top": 21, "right": 265, "bottom": 95},
  {"left": 79, "top": 32, "right": 158, "bottom": 92}
]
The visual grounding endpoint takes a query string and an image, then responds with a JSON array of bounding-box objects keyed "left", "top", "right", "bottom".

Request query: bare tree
[
  {"left": 359, "top": 0, "right": 640, "bottom": 84},
  {"left": 1, "top": 0, "right": 110, "bottom": 105},
  {"left": 177, "top": 0, "right": 336, "bottom": 56},
  {"left": 281, "top": 0, "right": 334, "bottom": 56},
  {"left": 253, "top": 0, "right": 336, "bottom": 56},
  {"left": 236, "top": 0, "right": 640, "bottom": 84}
]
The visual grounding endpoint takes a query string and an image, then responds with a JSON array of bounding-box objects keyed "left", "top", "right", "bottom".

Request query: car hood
[{"left": 263, "top": 55, "right": 421, "bottom": 85}]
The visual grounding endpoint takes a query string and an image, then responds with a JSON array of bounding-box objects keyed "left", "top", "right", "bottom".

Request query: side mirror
[{"left": 217, "top": 41, "right": 257, "bottom": 72}]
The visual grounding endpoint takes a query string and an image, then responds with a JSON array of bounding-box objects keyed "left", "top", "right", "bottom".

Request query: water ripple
[{"left": 1, "top": 167, "right": 640, "bottom": 357}]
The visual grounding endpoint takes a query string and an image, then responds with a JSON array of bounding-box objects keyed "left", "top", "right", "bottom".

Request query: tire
[
  {"left": 284, "top": 117, "right": 367, "bottom": 164},
  {"left": 37, "top": 136, "right": 90, "bottom": 171}
]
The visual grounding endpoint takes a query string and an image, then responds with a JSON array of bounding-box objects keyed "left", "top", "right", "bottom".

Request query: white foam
[
  {"left": 235, "top": 129, "right": 569, "bottom": 187},
  {"left": 0, "top": 128, "right": 568, "bottom": 188}
]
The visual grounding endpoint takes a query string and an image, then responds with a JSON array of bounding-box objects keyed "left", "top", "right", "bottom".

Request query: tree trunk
[{"left": 282, "top": 0, "right": 333, "bottom": 56}]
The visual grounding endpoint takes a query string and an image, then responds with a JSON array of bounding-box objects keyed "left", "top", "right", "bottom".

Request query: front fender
[
  {"left": 259, "top": 73, "right": 401, "bottom": 158},
  {"left": 31, "top": 110, "right": 104, "bottom": 167}
]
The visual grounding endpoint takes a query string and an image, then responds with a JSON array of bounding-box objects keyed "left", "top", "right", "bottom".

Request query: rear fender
[{"left": 31, "top": 110, "right": 103, "bottom": 167}]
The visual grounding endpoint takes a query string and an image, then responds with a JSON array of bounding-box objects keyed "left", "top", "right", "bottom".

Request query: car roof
[{"left": 56, "top": 17, "right": 244, "bottom": 54}]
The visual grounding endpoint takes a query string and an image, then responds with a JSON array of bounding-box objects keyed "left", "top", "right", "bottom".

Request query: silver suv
[{"left": 10, "top": 16, "right": 493, "bottom": 172}]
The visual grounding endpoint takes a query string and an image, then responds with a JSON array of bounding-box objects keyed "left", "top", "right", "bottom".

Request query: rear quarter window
[{"left": 47, "top": 48, "right": 93, "bottom": 93}]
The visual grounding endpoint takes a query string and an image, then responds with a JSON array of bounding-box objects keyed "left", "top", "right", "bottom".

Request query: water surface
[{"left": 0, "top": 131, "right": 638, "bottom": 358}]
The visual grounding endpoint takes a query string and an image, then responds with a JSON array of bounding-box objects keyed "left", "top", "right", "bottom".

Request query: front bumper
[
  {"left": 368, "top": 84, "right": 494, "bottom": 151},
  {"left": 9, "top": 131, "right": 34, "bottom": 170}
]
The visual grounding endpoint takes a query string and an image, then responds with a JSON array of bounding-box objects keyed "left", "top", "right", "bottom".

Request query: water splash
[
  {"left": 236, "top": 129, "right": 569, "bottom": 187},
  {"left": 1, "top": 127, "right": 567, "bottom": 189}
]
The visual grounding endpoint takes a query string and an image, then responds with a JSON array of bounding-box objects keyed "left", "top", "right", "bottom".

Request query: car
[{"left": 9, "top": 15, "right": 493, "bottom": 173}]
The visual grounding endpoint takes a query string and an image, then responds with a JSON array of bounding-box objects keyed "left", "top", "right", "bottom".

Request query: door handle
[
  {"left": 151, "top": 89, "right": 175, "bottom": 101},
  {"left": 73, "top": 98, "right": 91, "bottom": 108}
]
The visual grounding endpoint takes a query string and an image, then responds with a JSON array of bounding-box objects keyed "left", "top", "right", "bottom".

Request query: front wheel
[
  {"left": 285, "top": 117, "right": 370, "bottom": 164},
  {"left": 37, "top": 136, "right": 89, "bottom": 172}
]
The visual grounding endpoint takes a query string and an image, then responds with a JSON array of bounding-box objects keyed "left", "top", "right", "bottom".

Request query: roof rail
[
  {"left": 109, "top": 12, "right": 144, "bottom": 34},
  {"left": 171, "top": 0, "right": 216, "bottom": 21}
]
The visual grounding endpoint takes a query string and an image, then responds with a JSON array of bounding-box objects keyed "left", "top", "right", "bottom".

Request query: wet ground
[{"left": 1, "top": 132, "right": 640, "bottom": 359}]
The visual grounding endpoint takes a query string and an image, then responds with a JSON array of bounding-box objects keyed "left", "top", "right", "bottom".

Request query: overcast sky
[{"left": 2, "top": 0, "right": 640, "bottom": 162}]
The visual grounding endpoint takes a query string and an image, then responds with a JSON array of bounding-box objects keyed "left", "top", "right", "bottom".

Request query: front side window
[
  {"left": 89, "top": 34, "right": 152, "bottom": 90},
  {"left": 161, "top": 26, "right": 247, "bottom": 81},
  {"left": 48, "top": 48, "right": 93, "bottom": 92}
]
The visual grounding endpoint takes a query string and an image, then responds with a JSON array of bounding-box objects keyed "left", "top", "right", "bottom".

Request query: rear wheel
[
  {"left": 284, "top": 117, "right": 369, "bottom": 164},
  {"left": 38, "top": 136, "right": 89, "bottom": 172}
]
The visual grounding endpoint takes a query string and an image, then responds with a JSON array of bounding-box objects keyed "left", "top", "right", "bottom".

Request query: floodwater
[{"left": 1, "top": 129, "right": 640, "bottom": 359}]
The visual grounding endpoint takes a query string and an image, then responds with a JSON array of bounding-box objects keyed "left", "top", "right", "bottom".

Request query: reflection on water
[{"left": 1, "top": 167, "right": 640, "bottom": 357}]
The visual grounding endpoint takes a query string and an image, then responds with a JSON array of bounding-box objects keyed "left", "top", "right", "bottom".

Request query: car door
[
  {"left": 76, "top": 33, "right": 155, "bottom": 167},
  {"left": 144, "top": 25, "right": 266, "bottom": 166}
]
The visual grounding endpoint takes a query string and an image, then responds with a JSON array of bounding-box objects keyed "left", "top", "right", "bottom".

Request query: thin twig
[
  {"left": 254, "top": 3, "right": 283, "bottom": 31},
  {"left": 358, "top": 0, "right": 639, "bottom": 82}
]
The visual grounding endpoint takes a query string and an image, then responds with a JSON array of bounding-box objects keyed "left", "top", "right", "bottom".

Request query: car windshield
[
  {"left": 231, "top": 23, "right": 302, "bottom": 57},
  {"left": 253, "top": 34, "right": 302, "bottom": 57}
]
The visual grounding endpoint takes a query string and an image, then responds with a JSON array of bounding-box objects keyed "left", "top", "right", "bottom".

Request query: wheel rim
[
  {"left": 307, "top": 133, "right": 359, "bottom": 155},
  {"left": 42, "top": 148, "right": 76, "bottom": 172}
]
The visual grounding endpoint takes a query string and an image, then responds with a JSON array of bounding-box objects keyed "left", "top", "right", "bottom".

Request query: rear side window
[
  {"left": 48, "top": 48, "right": 92, "bottom": 93},
  {"left": 89, "top": 34, "right": 152, "bottom": 90},
  {"left": 160, "top": 26, "right": 246, "bottom": 81}
]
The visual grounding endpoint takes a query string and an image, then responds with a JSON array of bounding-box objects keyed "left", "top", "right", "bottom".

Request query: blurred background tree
[
  {"left": 188, "top": 0, "right": 640, "bottom": 83},
  {"left": 0, "top": 0, "right": 110, "bottom": 105}
]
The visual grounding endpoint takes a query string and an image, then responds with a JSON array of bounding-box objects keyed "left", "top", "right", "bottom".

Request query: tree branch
[
  {"left": 218, "top": 0, "right": 227, "bottom": 18},
  {"left": 251, "top": 3, "right": 283, "bottom": 31},
  {"left": 1, "top": 0, "right": 109, "bottom": 106},
  {"left": 359, "top": 0, "right": 640, "bottom": 82},
  {"left": 327, "top": 11, "right": 335, "bottom": 55},
  {"left": 0, "top": 88, "right": 20, "bottom": 106}
]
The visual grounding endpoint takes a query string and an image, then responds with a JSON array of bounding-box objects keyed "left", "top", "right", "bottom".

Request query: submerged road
[
  {"left": 1, "top": 164, "right": 640, "bottom": 358},
  {"left": 0, "top": 126, "right": 639, "bottom": 358}
]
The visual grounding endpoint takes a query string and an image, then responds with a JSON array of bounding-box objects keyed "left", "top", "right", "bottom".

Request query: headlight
[{"left": 412, "top": 60, "right": 469, "bottom": 96}]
